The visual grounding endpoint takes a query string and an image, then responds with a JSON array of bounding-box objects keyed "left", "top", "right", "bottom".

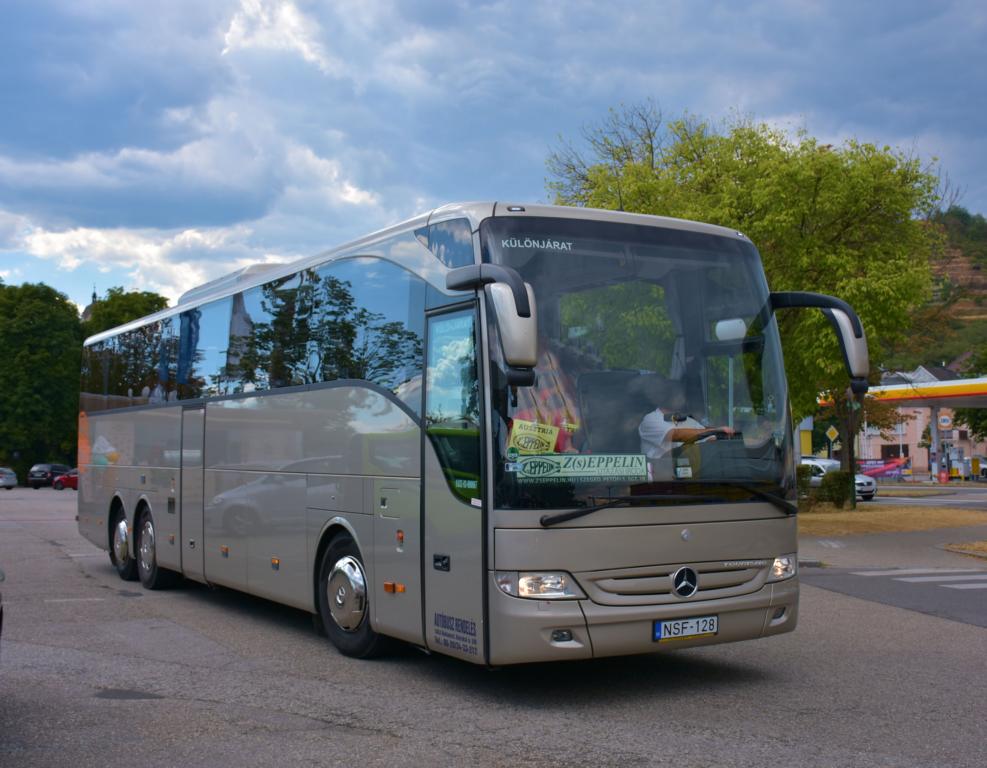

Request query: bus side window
[
  {"left": 425, "top": 310, "right": 481, "bottom": 504},
  {"left": 178, "top": 297, "right": 233, "bottom": 399},
  {"left": 415, "top": 218, "right": 475, "bottom": 269},
  {"left": 313, "top": 258, "right": 426, "bottom": 412}
]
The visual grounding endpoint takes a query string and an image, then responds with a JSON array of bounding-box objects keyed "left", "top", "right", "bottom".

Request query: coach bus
[{"left": 77, "top": 202, "right": 869, "bottom": 665}]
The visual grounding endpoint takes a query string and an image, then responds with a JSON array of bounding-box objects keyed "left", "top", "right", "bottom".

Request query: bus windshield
[{"left": 482, "top": 216, "right": 794, "bottom": 511}]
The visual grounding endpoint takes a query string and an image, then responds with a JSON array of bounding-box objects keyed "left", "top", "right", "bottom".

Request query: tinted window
[
  {"left": 416, "top": 218, "right": 475, "bottom": 268},
  {"left": 225, "top": 273, "right": 306, "bottom": 391},
  {"left": 82, "top": 258, "right": 428, "bottom": 410},
  {"left": 310, "top": 258, "right": 425, "bottom": 411},
  {"left": 178, "top": 297, "right": 233, "bottom": 399},
  {"left": 425, "top": 309, "right": 481, "bottom": 503},
  {"left": 82, "top": 318, "right": 178, "bottom": 411},
  {"left": 221, "top": 259, "right": 426, "bottom": 411}
]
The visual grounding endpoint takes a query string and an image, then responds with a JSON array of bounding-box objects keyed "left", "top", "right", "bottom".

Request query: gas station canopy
[{"left": 866, "top": 376, "right": 987, "bottom": 409}]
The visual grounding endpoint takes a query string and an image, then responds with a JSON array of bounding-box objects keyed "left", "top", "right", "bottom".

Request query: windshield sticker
[
  {"left": 514, "top": 454, "right": 648, "bottom": 484},
  {"left": 501, "top": 237, "right": 574, "bottom": 252},
  {"left": 508, "top": 419, "right": 559, "bottom": 454}
]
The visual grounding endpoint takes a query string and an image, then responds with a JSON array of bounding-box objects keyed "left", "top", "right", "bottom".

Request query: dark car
[
  {"left": 53, "top": 468, "right": 78, "bottom": 491},
  {"left": 27, "top": 463, "right": 71, "bottom": 489}
]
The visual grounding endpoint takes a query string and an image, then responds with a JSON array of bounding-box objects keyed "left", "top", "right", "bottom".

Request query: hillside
[{"left": 923, "top": 207, "right": 987, "bottom": 369}]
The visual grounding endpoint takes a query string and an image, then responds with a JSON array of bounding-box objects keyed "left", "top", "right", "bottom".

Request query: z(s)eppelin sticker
[{"left": 511, "top": 453, "right": 648, "bottom": 484}]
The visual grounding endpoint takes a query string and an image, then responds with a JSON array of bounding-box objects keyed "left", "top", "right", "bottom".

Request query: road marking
[
  {"left": 852, "top": 568, "right": 978, "bottom": 577},
  {"left": 895, "top": 575, "right": 987, "bottom": 583},
  {"left": 942, "top": 583, "right": 987, "bottom": 590},
  {"left": 43, "top": 598, "right": 107, "bottom": 603}
]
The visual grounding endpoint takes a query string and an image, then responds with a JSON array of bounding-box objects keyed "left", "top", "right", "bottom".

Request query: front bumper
[{"left": 487, "top": 573, "right": 798, "bottom": 665}]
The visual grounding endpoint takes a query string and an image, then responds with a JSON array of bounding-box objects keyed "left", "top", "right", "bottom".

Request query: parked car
[
  {"left": 801, "top": 457, "right": 878, "bottom": 501},
  {"left": 27, "top": 463, "right": 71, "bottom": 489},
  {"left": 0, "top": 467, "right": 16, "bottom": 490},
  {"left": 53, "top": 468, "right": 78, "bottom": 491}
]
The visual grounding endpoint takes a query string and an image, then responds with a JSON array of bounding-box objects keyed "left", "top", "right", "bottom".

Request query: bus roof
[{"left": 84, "top": 202, "right": 748, "bottom": 346}]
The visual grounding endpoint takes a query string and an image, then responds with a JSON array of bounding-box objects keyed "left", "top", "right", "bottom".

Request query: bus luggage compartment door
[{"left": 372, "top": 481, "right": 423, "bottom": 644}]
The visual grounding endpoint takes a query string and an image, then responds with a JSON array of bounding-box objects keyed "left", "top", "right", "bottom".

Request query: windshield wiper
[
  {"left": 538, "top": 482, "right": 797, "bottom": 527},
  {"left": 684, "top": 480, "right": 798, "bottom": 516},
  {"left": 539, "top": 493, "right": 725, "bottom": 527}
]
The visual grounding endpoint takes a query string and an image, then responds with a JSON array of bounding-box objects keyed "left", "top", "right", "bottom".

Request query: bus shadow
[
  {"left": 416, "top": 650, "right": 774, "bottom": 705},
  {"left": 134, "top": 574, "right": 774, "bottom": 700}
]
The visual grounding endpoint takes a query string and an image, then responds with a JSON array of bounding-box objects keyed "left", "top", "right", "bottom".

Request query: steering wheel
[{"left": 680, "top": 429, "right": 735, "bottom": 446}]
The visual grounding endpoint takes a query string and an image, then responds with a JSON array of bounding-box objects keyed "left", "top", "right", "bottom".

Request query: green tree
[
  {"left": 548, "top": 104, "right": 943, "bottom": 469},
  {"left": 953, "top": 350, "right": 987, "bottom": 440},
  {"left": 0, "top": 283, "right": 83, "bottom": 479},
  {"left": 81, "top": 286, "right": 169, "bottom": 338}
]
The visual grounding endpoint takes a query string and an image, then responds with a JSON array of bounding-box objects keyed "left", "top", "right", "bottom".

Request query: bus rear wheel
[
  {"left": 136, "top": 508, "right": 179, "bottom": 590},
  {"left": 109, "top": 508, "right": 138, "bottom": 581},
  {"left": 316, "top": 534, "right": 386, "bottom": 658}
]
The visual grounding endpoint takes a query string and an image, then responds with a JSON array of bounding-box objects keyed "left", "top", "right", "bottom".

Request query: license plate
[{"left": 653, "top": 615, "right": 718, "bottom": 643}]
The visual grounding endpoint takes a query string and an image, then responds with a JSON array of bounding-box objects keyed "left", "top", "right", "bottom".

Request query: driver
[
  {"left": 638, "top": 377, "right": 734, "bottom": 459},
  {"left": 639, "top": 409, "right": 734, "bottom": 459}
]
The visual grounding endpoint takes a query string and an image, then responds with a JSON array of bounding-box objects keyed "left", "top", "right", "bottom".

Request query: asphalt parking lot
[{"left": 2, "top": 488, "right": 986, "bottom": 768}]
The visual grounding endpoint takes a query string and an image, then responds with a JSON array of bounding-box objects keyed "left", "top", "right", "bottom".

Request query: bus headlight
[
  {"left": 767, "top": 554, "right": 797, "bottom": 582},
  {"left": 495, "top": 571, "right": 586, "bottom": 599}
]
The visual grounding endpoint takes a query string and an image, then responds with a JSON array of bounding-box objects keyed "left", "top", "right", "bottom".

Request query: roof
[{"left": 84, "top": 202, "right": 750, "bottom": 346}]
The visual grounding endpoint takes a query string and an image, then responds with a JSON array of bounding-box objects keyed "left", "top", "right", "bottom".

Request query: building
[{"left": 803, "top": 366, "right": 987, "bottom": 480}]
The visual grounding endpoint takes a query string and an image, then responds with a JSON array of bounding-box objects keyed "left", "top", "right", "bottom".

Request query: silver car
[
  {"left": 0, "top": 467, "right": 16, "bottom": 490},
  {"left": 801, "top": 458, "right": 877, "bottom": 501}
]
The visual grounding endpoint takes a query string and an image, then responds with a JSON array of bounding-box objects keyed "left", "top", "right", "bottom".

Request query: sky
[{"left": 1, "top": 0, "right": 985, "bottom": 312}]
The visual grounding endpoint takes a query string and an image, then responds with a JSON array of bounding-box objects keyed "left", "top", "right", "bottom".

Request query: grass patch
[
  {"left": 876, "top": 489, "right": 957, "bottom": 498},
  {"left": 798, "top": 504, "right": 987, "bottom": 537},
  {"left": 944, "top": 540, "right": 987, "bottom": 559}
]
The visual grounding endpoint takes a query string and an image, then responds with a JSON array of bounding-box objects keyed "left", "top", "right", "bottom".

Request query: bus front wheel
[
  {"left": 109, "top": 508, "right": 138, "bottom": 581},
  {"left": 316, "top": 534, "right": 386, "bottom": 658}
]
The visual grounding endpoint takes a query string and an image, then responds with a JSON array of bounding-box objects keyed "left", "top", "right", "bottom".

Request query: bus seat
[{"left": 576, "top": 371, "right": 655, "bottom": 454}]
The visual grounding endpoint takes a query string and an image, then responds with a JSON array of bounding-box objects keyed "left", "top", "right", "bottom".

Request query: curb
[{"left": 939, "top": 544, "right": 987, "bottom": 561}]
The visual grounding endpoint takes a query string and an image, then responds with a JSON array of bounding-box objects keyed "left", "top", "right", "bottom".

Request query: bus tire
[
  {"left": 317, "top": 534, "right": 386, "bottom": 658},
  {"left": 109, "top": 507, "right": 138, "bottom": 581},
  {"left": 136, "top": 508, "right": 179, "bottom": 590}
]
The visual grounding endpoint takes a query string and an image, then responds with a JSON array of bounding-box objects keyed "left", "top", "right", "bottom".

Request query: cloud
[
  {"left": 222, "top": 0, "right": 341, "bottom": 75},
  {"left": 13, "top": 220, "right": 289, "bottom": 304},
  {"left": 2, "top": 0, "right": 986, "bottom": 321},
  {"left": 283, "top": 143, "right": 378, "bottom": 206},
  {"left": 0, "top": 210, "right": 31, "bottom": 249}
]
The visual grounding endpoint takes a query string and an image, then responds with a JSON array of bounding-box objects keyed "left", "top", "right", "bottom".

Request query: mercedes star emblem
[{"left": 672, "top": 566, "right": 699, "bottom": 598}]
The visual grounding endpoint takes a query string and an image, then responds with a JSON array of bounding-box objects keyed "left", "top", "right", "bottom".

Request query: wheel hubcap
[
  {"left": 139, "top": 519, "right": 155, "bottom": 573},
  {"left": 326, "top": 556, "right": 367, "bottom": 632},
  {"left": 113, "top": 519, "right": 129, "bottom": 564}
]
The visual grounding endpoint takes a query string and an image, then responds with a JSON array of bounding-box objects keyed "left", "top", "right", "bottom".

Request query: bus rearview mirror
[
  {"left": 487, "top": 282, "right": 537, "bottom": 372},
  {"left": 769, "top": 291, "right": 870, "bottom": 395},
  {"left": 825, "top": 307, "right": 870, "bottom": 393}
]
